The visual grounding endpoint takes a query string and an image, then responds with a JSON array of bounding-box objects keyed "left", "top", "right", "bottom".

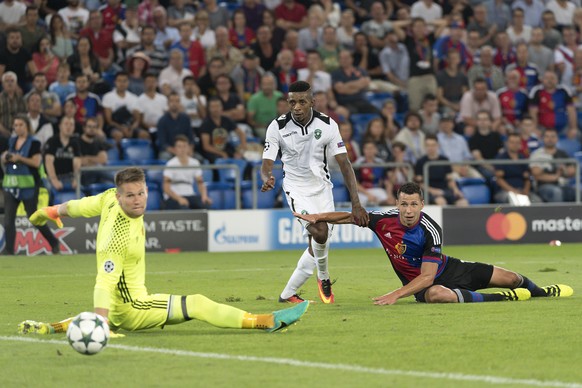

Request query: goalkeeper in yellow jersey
[{"left": 18, "top": 167, "right": 308, "bottom": 335}]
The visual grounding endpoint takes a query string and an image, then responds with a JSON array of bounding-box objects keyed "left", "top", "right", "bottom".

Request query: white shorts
[{"left": 284, "top": 185, "right": 335, "bottom": 238}]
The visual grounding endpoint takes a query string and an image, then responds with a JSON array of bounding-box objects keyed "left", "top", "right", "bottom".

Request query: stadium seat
[
  {"left": 206, "top": 182, "right": 237, "bottom": 210},
  {"left": 557, "top": 138, "right": 581, "bottom": 157},
  {"left": 332, "top": 184, "right": 349, "bottom": 204},
  {"left": 106, "top": 140, "right": 120, "bottom": 162},
  {"left": 350, "top": 113, "right": 380, "bottom": 144},
  {"left": 214, "top": 158, "right": 251, "bottom": 188},
  {"left": 456, "top": 178, "right": 491, "bottom": 204},
  {"left": 120, "top": 139, "right": 155, "bottom": 164},
  {"left": 53, "top": 190, "right": 82, "bottom": 203},
  {"left": 366, "top": 91, "right": 393, "bottom": 111},
  {"left": 146, "top": 188, "right": 162, "bottom": 210},
  {"left": 83, "top": 182, "right": 115, "bottom": 196},
  {"left": 146, "top": 166, "right": 165, "bottom": 189},
  {"left": 242, "top": 187, "right": 276, "bottom": 209}
]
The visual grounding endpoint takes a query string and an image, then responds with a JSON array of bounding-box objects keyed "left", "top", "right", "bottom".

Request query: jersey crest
[
  {"left": 314, "top": 128, "right": 322, "bottom": 139},
  {"left": 395, "top": 242, "right": 407, "bottom": 255}
]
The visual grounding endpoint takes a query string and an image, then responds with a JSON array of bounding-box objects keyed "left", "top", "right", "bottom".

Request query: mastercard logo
[{"left": 486, "top": 212, "right": 527, "bottom": 241}]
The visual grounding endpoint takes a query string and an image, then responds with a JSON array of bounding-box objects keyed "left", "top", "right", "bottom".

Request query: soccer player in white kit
[{"left": 261, "top": 81, "right": 369, "bottom": 304}]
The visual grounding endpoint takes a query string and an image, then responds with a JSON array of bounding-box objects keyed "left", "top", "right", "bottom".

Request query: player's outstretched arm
[
  {"left": 293, "top": 211, "right": 354, "bottom": 224},
  {"left": 29, "top": 204, "right": 66, "bottom": 228}
]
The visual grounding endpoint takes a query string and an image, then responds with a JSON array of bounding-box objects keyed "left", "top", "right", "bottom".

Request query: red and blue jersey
[
  {"left": 69, "top": 92, "right": 102, "bottom": 125},
  {"left": 493, "top": 48, "right": 516, "bottom": 71},
  {"left": 512, "top": 64, "right": 539, "bottom": 92},
  {"left": 529, "top": 85, "right": 573, "bottom": 133},
  {"left": 368, "top": 209, "right": 447, "bottom": 286},
  {"left": 432, "top": 36, "right": 471, "bottom": 70},
  {"left": 497, "top": 87, "right": 529, "bottom": 125}
]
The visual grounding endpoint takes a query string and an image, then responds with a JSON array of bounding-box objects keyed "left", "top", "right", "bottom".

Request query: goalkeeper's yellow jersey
[{"left": 67, "top": 188, "right": 147, "bottom": 311}]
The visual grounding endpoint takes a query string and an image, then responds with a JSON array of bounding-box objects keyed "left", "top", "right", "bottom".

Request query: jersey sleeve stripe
[{"left": 421, "top": 218, "right": 441, "bottom": 245}]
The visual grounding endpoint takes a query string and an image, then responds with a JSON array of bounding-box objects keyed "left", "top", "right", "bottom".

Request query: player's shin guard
[
  {"left": 312, "top": 239, "right": 330, "bottom": 280},
  {"left": 454, "top": 289, "right": 505, "bottom": 303},
  {"left": 516, "top": 274, "right": 547, "bottom": 297},
  {"left": 280, "top": 248, "right": 316, "bottom": 300}
]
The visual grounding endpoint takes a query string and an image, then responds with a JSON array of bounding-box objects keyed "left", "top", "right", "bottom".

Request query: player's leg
[
  {"left": 489, "top": 266, "right": 573, "bottom": 298},
  {"left": 419, "top": 285, "right": 531, "bottom": 303},
  {"left": 2, "top": 191, "right": 19, "bottom": 255},
  {"left": 22, "top": 191, "right": 60, "bottom": 253},
  {"left": 280, "top": 247, "right": 316, "bottom": 303},
  {"left": 310, "top": 187, "right": 336, "bottom": 304},
  {"left": 18, "top": 317, "right": 73, "bottom": 334}
]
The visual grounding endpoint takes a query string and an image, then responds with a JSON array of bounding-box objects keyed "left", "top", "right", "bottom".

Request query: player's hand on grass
[
  {"left": 373, "top": 291, "right": 399, "bottom": 305},
  {"left": 109, "top": 331, "right": 125, "bottom": 339},
  {"left": 30, "top": 205, "right": 63, "bottom": 228},
  {"left": 261, "top": 176, "right": 275, "bottom": 192},
  {"left": 352, "top": 204, "right": 369, "bottom": 227}
]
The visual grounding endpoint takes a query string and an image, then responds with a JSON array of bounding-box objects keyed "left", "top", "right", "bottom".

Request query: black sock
[
  {"left": 517, "top": 275, "right": 547, "bottom": 297},
  {"left": 454, "top": 289, "right": 505, "bottom": 303}
]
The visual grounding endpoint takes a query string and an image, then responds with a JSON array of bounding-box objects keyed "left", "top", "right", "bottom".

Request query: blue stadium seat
[
  {"left": 366, "top": 91, "right": 393, "bottom": 111},
  {"left": 242, "top": 187, "right": 276, "bottom": 209},
  {"left": 83, "top": 182, "right": 115, "bottom": 196},
  {"left": 53, "top": 190, "right": 82, "bottom": 203},
  {"left": 120, "top": 139, "right": 155, "bottom": 164},
  {"left": 206, "top": 182, "right": 237, "bottom": 209},
  {"left": 146, "top": 167, "right": 165, "bottom": 189},
  {"left": 332, "top": 184, "right": 349, "bottom": 204},
  {"left": 350, "top": 113, "right": 380, "bottom": 144},
  {"left": 456, "top": 178, "right": 491, "bottom": 204},
  {"left": 557, "top": 138, "right": 581, "bottom": 157},
  {"left": 146, "top": 188, "right": 162, "bottom": 210},
  {"left": 215, "top": 158, "right": 251, "bottom": 188},
  {"left": 106, "top": 139, "right": 120, "bottom": 162},
  {"left": 249, "top": 159, "right": 283, "bottom": 192}
]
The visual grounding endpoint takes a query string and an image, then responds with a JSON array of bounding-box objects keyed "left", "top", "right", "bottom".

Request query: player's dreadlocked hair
[
  {"left": 289, "top": 80, "right": 311, "bottom": 94},
  {"left": 115, "top": 167, "right": 146, "bottom": 187},
  {"left": 397, "top": 182, "right": 424, "bottom": 200}
]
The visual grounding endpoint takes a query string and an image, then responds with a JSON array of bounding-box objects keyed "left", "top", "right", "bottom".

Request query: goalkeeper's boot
[
  {"left": 317, "top": 278, "right": 335, "bottom": 304},
  {"left": 495, "top": 288, "right": 531, "bottom": 301},
  {"left": 18, "top": 320, "right": 53, "bottom": 335},
  {"left": 267, "top": 301, "right": 309, "bottom": 333},
  {"left": 542, "top": 284, "right": 573, "bottom": 298},
  {"left": 278, "top": 294, "right": 306, "bottom": 304}
]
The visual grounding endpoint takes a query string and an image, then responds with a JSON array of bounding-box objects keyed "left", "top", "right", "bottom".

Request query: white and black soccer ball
[{"left": 66, "top": 312, "right": 110, "bottom": 355}]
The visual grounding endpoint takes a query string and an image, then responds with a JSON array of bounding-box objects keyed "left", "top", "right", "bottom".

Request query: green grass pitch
[{"left": 1, "top": 244, "right": 581, "bottom": 388}]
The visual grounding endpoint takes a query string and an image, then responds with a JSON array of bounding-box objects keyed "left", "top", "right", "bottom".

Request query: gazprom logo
[{"left": 213, "top": 224, "right": 259, "bottom": 245}]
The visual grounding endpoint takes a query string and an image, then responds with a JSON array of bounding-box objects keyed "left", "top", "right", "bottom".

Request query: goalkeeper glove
[
  {"left": 109, "top": 331, "right": 126, "bottom": 339},
  {"left": 30, "top": 205, "right": 63, "bottom": 228}
]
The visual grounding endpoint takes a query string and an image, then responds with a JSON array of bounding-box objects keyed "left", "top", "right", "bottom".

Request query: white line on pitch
[{"left": 1, "top": 336, "right": 580, "bottom": 388}]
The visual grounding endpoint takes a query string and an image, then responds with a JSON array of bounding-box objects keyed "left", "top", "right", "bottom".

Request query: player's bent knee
[{"left": 424, "top": 286, "right": 458, "bottom": 303}]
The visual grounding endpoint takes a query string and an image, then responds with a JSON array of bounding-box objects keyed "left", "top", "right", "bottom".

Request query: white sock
[
  {"left": 280, "top": 248, "right": 316, "bottom": 300},
  {"left": 312, "top": 240, "right": 329, "bottom": 280}
]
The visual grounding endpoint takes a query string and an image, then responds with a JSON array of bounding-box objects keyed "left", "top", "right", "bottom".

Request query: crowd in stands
[{"left": 0, "top": 0, "right": 582, "bottom": 210}]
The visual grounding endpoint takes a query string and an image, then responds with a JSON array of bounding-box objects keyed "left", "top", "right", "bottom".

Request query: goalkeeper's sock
[
  {"left": 517, "top": 274, "right": 547, "bottom": 297},
  {"left": 453, "top": 289, "right": 506, "bottom": 302},
  {"left": 50, "top": 318, "right": 72, "bottom": 333}
]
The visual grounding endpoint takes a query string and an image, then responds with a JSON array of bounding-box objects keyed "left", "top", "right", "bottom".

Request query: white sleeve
[
  {"left": 262, "top": 120, "right": 281, "bottom": 161},
  {"left": 326, "top": 119, "right": 347, "bottom": 156},
  {"left": 101, "top": 93, "right": 113, "bottom": 109}
]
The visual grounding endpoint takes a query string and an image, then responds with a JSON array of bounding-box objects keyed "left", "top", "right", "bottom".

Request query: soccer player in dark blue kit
[{"left": 294, "top": 182, "right": 573, "bottom": 305}]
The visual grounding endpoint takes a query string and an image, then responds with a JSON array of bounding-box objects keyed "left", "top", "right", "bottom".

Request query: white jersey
[{"left": 263, "top": 110, "right": 346, "bottom": 195}]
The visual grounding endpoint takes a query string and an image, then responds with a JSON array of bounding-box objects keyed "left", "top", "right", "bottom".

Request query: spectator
[
  {"left": 100, "top": 0, "right": 126, "bottom": 32},
  {"left": 30, "top": 38, "right": 59, "bottom": 87},
  {"left": 506, "top": 42, "right": 540, "bottom": 92},
  {"left": 203, "top": 0, "right": 230, "bottom": 30},
  {"left": 242, "top": 0, "right": 266, "bottom": 31},
  {"left": 157, "top": 92, "right": 193, "bottom": 161},
  {"left": 529, "top": 70, "right": 577, "bottom": 138},
  {"left": 517, "top": 115, "right": 542, "bottom": 157},
  {"left": 180, "top": 75, "right": 206, "bottom": 133},
  {"left": 497, "top": 69, "right": 529, "bottom": 128},
  {"left": 361, "top": 117, "right": 392, "bottom": 162},
  {"left": 354, "top": 140, "right": 393, "bottom": 206},
  {"left": 67, "top": 74, "right": 103, "bottom": 128},
  {"left": 336, "top": 9, "right": 359, "bottom": 51},
  {"left": 492, "top": 31, "right": 516, "bottom": 72},
  {"left": 1, "top": 114, "right": 60, "bottom": 256},
  {"left": 230, "top": 52, "right": 265, "bottom": 102},
  {"left": 252, "top": 25, "right": 278, "bottom": 72},
  {"left": 380, "top": 99, "right": 401, "bottom": 138},
  {"left": 127, "top": 51, "right": 150, "bottom": 96},
  {"left": 361, "top": 1, "right": 393, "bottom": 50},
  {"left": 545, "top": 0, "right": 576, "bottom": 27},
  {"left": 507, "top": 7, "right": 532, "bottom": 44},
  {"left": 344, "top": 0, "right": 373, "bottom": 25},
  {"left": 410, "top": 0, "right": 443, "bottom": 27},
  {"left": 331, "top": 49, "right": 377, "bottom": 115},
  {"left": 112, "top": 6, "right": 140, "bottom": 67},
  {"left": 26, "top": 73, "right": 62, "bottom": 124},
  {"left": 271, "top": 49, "right": 298, "bottom": 95},
  {"left": 102, "top": 72, "right": 142, "bottom": 143},
  {"left": 44, "top": 116, "right": 81, "bottom": 192},
  {"left": 530, "top": 128, "right": 577, "bottom": 202},
  {"left": 137, "top": 0, "right": 156, "bottom": 26},
  {"left": 317, "top": 25, "right": 341, "bottom": 73},
  {"left": 298, "top": 50, "right": 336, "bottom": 105},
  {"left": 541, "top": 10, "right": 562, "bottom": 50},
  {"left": 418, "top": 94, "right": 441, "bottom": 135},
  {"left": 436, "top": 50, "right": 468, "bottom": 115},
  {"left": 512, "top": 0, "right": 544, "bottom": 28},
  {"left": 483, "top": 0, "right": 511, "bottom": 32},
  {"left": 415, "top": 134, "right": 468, "bottom": 206},
  {"left": 19, "top": 6, "right": 46, "bottom": 54},
  {"left": 319, "top": 0, "right": 341, "bottom": 27},
  {"left": 570, "top": 49, "right": 582, "bottom": 112},
  {"left": 494, "top": 132, "right": 541, "bottom": 204},
  {"left": 554, "top": 26, "right": 581, "bottom": 87},
  {"left": 207, "top": 26, "right": 244, "bottom": 75},
  {"left": 313, "top": 90, "right": 348, "bottom": 124},
  {"left": 261, "top": 9, "right": 286, "bottom": 47},
  {"left": 61, "top": 99, "right": 84, "bottom": 136},
  {"left": 275, "top": 0, "right": 308, "bottom": 31},
  {"left": 78, "top": 117, "right": 110, "bottom": 186},
  {"left": 170, "top": 22, "right": 206, "bottom": 79},
  {"left": 386, "top": 141, "right": 410, "bottom": 198},
  {"left": 297, "top": 5, "right": 324, "bottom": 53},
  {"left": 0, "top": 0, "right": 27, "bottom": 29},
  {"left": 395, "top": 112, "right": 426, "bottom": 164},
  {"left": 66, "top": 36, "right": 101, "bottom": 84},
  {"left": 153, "top": 6, "right": 180, "bottom": 51},
  {"left": 468, "top": 110, "right": 505, "bottom": 179},
  {"left": 48, "top": 14, "right": 74, "bottom": 61},
  {"left": 79, "top": 11, "right": 114, "bottom": 73},
  {"left": 137, "top": 73, "right": 168, "bottom": 138},
  {"left": 192, "top": 10, "right": 216, "bottom": 50},
  {"left": 459, "top": 77, "right": 502, "bottom": 130},
  {"left": 528, "top": 27, "right": 555, "bottom": 74},
  {"left": 126, "top": 25, "right": 169, "bottom": 77},
  {"left": 247, "top": 74, "right": 284, "bottom": 140},
  {"left": 432, "top": 21, "right": 471, "bottom": 71},
  {"left": 379, "top": 30, "right": 409, "bottom": 93},
  {"left": 467, "top": 4, "right": 496, "bottom": 47},
  {"left": 199, "top": 98, "right": 247, "bottom": 163},
  {"left": 158, "top": 49, "right": 193, "bottom": 95},
  {"left": 167, "top": 0, "right": 196, "bottom": 28},
  {"left": 353, "top": 32, "right": 383, "bottom": 81},
  {"left": 0, "top": 28, "right": 33, "bottom": 92},
  {"left": 283, "top": 29, "right": 307, "bottom": 70},
  {"left": 198, "top": 56, "right": 227, "bottom": 98},
  {"left": 466, "top": 30, "right": 482, "bottom": 64},
  {"left": 163, "top": 135, "right": 211, "bottom": 210},
  {"left": 228, "top": 8, "right": 257, "bottom": 53},
  {"left": 437, "top": 114, "right": 482, "bottom": 179},
  {"left": 58, "top": 0, "right": 89, "bottom": 40},
  {"left": 0, "top": 72, "right": 27, "bottom": 138},
  {"left": 214, "top": 74, "right": 246, "bottom": 123},
  {"left": 26, "top": 92, "right": 54, "bottom": 149},
  {"left": 339, "top": 121, "right": 361, "bottom": 163}
]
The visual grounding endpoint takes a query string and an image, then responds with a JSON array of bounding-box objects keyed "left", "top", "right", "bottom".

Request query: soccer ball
[{"left": 66, "top": 312, "right": 110, "bottom": 355}]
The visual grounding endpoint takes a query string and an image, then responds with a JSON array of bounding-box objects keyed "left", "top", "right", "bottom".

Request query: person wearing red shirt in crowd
[
  {"left": 169, "top": 22, "right": 206, "bottom": 79},
  {"left": 283, "top": 29, "right": 307, "bottom": 70},
  {"left": 80, "top": 11, "right": 114, "bottom": 72},
  {"left": 497, "top": 69, "right": 529, "bottom": 128},
  {"left": 432, "top": 21, "right": 472, "bottom": 71},
  {"left": 274, "top": 0, "right": 308, "bottom": 31},
  {"left": 505, "top": 42, "right": 540, "bottom": 92},
  {"left": 100, "top": 0, "right": 126, "bottom": 32},
  {"left": 271, "top": 49, "right": 298, "bottom": 95},
  {"left": 492, "top": 31, "right": 516, "bottom": 71}
]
